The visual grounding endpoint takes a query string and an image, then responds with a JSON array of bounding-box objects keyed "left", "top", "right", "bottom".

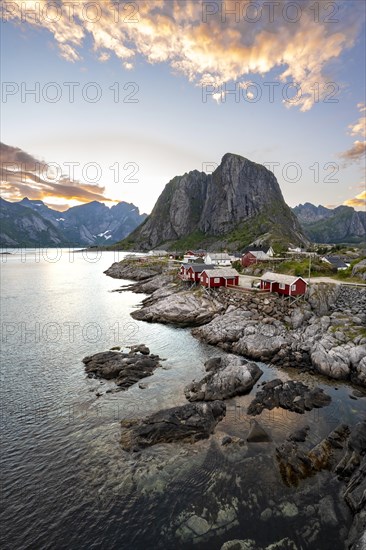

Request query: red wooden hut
[
  {"left": 241, "top": 250, "right": 270, "bottom": 267},
  {"left": 200, "top": 268, "right": 239, "bottom": 288},
  {"left": 179, "top": 264, "right": 214, "bottom": 282},
  {"left": 260, "top": 272, "right": 307, "bottom": 296}
]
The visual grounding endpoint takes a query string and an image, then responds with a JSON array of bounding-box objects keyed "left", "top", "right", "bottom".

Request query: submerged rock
[
  {"left": 247, "top": 420, "right": 272, "bottom": 443},
  {"left": 184, "top": 355, "right": 263, "bottom": 402},
  {"left": 221, "top": 541, "right": 257, "bottom": 550},
  {"left": 288, "top": 426, "right": 310, "bottom": 442},
  {"left": 221, "top": 538, "right": 298, "bottom": 550},
  {"left": 336, "top": 419, "right": 366, "bottom": 481},
  {"left": 82, "top": 347, "right": 161, "bottom": 390},
  {"left": 120, "top": 401, "right": 226, "bottom": 451},
  {"left": 247, "top": 379, "right": 331, "bottom": 416},
  {"left": 276, "top": 424, "right": 350, "bottom": 486}
]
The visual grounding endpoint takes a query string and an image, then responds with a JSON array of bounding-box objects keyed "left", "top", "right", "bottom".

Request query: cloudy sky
[{"left": 1, "top": 0, "right": 365, "bottom": 212}]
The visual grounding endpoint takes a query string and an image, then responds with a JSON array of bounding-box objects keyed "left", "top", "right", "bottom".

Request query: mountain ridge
[
  {"left": 293, "top": 202, "right": 366, "bottom": 244},
  {"left": 0, "top": 197, "right": 147, "bottom": 246}
]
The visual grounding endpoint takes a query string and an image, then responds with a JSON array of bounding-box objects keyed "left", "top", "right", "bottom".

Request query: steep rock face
[
  {"left": 293, "top": 203, "right": 333, "bottom": 224},
  {"left": 293, "top": 203, "right": 366, "bottom": 244},
  {"left": 120, "top": 153, "right": 307, "bottom": 250},
  {"left": 132, "top": 171, "right": 208, "bottom": 248},
  {"left": 200, "top": 154, "right": 286, "bottom": 234}
]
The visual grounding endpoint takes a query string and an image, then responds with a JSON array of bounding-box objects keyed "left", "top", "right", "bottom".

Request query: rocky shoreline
[
  {"left": 100, "top": 259, "right": 366, "bottom": 548},
  {"left": 105, "top": 260, "right": 366, "bottom": 388}
]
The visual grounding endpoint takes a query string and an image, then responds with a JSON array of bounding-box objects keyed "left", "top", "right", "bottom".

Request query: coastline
[
  {"left": 100, "top": 257, "right": 366, "bottom": 549},
  {"left": 105, "top": 259, "right": 366, "bottom": 389}
]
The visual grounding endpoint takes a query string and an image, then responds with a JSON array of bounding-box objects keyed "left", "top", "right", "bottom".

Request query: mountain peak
[
  {"left": 221, "top": 152, "right": 244, "bottom": 162},
  {"left": 116, "top": 154, "right": 307, "bottom": 251},
  {"left": 20, "top": 197, "right": 45, "bottom": 206}
]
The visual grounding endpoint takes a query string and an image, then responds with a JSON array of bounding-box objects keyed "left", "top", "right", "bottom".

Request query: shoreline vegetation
[{"left": 85, "top": 255, "right": 366, "bottom": 549}]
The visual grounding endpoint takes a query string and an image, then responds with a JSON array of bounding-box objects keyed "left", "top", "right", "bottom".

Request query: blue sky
[{"left": 1, "top": 0, "right": 365, "bottom": 212}]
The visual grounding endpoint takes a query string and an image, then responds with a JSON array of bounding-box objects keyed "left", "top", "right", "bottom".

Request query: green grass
[
  {"left": 330, "top": 325, "right": 366, "bottom": 340},
  {"left": 273, "top": 256, "right": 366, "bottom": 282},
  {"left": 275, "top": 259, "right": 335, "bottom": 278},
  {"left": 166, "top": 230, "right": 212, "bottom": 251}
]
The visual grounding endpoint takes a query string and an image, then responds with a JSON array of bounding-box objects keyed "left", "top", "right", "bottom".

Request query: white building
[
  {"left": 204, "top": 253, "right": 232, "bottom": 266},
  {"left": 148, "top": 250, "right": 169, "bottom": 257}
]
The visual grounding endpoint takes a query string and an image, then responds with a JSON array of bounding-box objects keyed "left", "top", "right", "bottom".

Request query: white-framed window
[
  {"left": 291, "top": 284, "right": 296, "bottom": 291},
  {"left": 214, "top": 277, "right": 220, "bottom": 283},
  {"left": 279, "top": 283, "right": 286, "bottom": 290}
]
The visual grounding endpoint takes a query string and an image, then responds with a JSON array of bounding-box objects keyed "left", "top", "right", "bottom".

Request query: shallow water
[{"left": 0, "top": 250, "right": 364, "bottom": 549}]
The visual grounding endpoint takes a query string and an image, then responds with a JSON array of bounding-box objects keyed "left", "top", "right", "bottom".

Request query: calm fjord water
[{"left": 0, "top": 250, "right": 364, "bottom": 550}]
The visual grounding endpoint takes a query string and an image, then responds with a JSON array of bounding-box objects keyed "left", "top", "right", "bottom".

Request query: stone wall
[
  {"left": 331, "top": 285, "right": 366, "bottom": 317},
  {"left": 307, "top": 283, "right": 366, "bottom": 319}
]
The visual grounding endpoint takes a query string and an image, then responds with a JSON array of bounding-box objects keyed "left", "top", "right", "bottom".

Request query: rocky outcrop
[
  {"left": 192, "top": 295, "right": 366, "bottom": 387},
  {"left": 352, "top": 259, "right": 366, "bottom": 281},
  {"left": 311, "top": 338, "right": 366, "bottom": 383},
  {"left": 82, "top": 347, "right": 161, "bottom": 389},
  {"left": 306, "top": 283, "right": 340, "bottom": 315},
  {"left": 116, "top": 153, "right": 307, "bottom": 251},
  {"left": 131, "top": 288, "right": 225, "bottom": 327},
  {"left": 120, "top": 401, "right": 226, "bottom": 451},
  {"left": 247, "top": 379, "right": 331, "bottom": 415},
  {"left": 192, "top": 308, "right": 290, "bottom": 361},
  {"left": 184, "top": 355, "right": 262, "bottom": 402},
  {"left": 104, "top": 258, "right": 164, "bottom": 280},
  {"left": 106, "top": 262, "right": 366, "bottom": 386}
]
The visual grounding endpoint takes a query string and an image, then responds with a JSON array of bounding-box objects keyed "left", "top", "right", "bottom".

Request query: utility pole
[{"left": 308, "top": 253, "right": 311, "bottom": 285}]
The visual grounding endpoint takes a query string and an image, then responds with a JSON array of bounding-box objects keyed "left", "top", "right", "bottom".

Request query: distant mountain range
[
  {"left": 0, "top": 197, "right": 147, "bottom": 247},
  {"left": 293, "top": 203, "right": 366, "bottom": 244},
  {"left": 2, "top": 187, "right": 363, "bottom": 250},
  {"left": 115, "top": 153, "right": 308, "bottom": 251}
]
